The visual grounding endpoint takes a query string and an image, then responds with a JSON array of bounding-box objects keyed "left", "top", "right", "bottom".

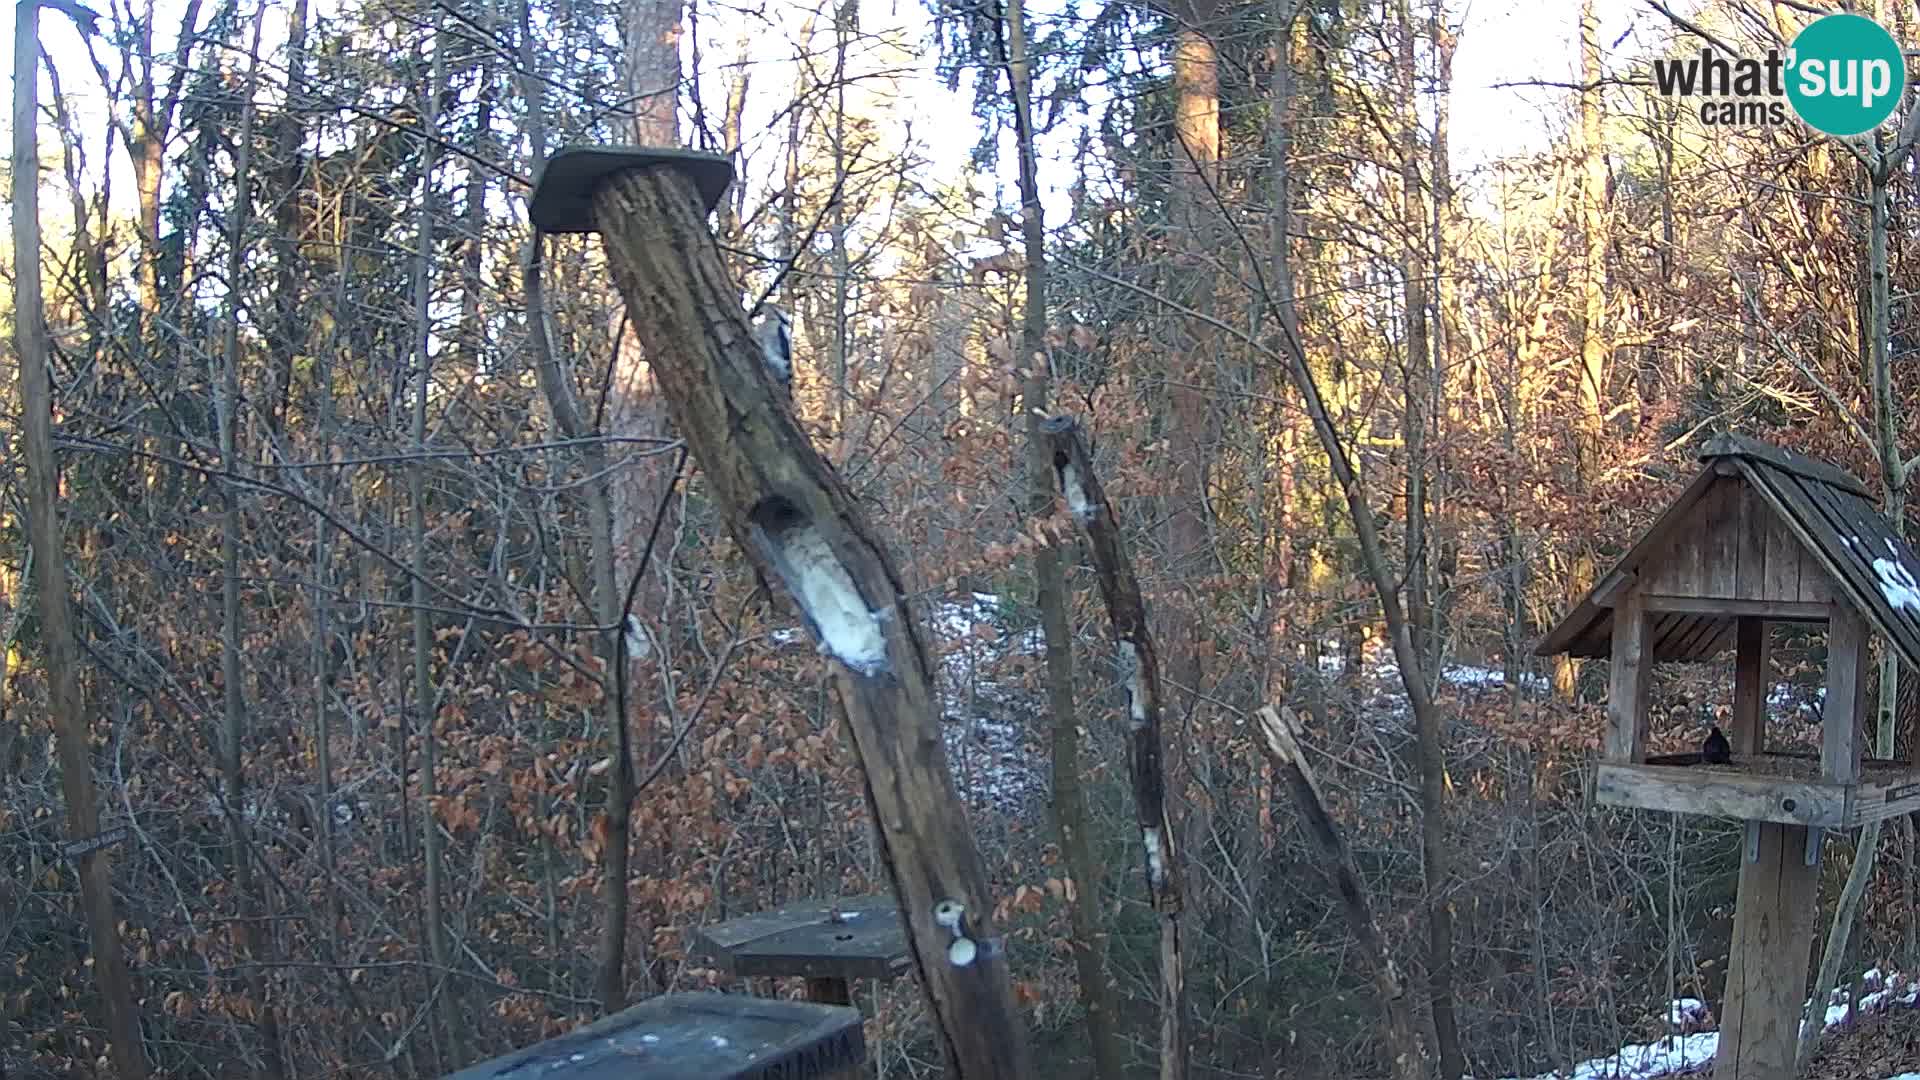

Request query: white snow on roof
[{"left": 1873, "top": 556, "right": 1920, "bottom": 613}]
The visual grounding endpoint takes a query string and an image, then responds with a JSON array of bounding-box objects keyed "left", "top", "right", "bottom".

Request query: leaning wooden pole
[
  {"left": 1256, "top": 706, "right": 1428, "bottom": 1080},
  {"left": 530, "top": 150, "right": 1033, "bottom": 1077},
  {"left": 1041, "top": 416, "right": 1188, "bottom": 1078}
]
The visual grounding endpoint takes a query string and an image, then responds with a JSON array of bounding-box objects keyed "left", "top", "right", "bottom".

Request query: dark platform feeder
[
  {"left": 1538, "top": 434, "right": 1920, "bottom": 1080},
  {"left": 690, "top": 895, "right": 911, "bottom": 1006},
  {"left": 529, "top": 146, "right": 733, "bottom": 233},
  {"left": 442, "top": 993, "right": 863, "bottom": 1080}
]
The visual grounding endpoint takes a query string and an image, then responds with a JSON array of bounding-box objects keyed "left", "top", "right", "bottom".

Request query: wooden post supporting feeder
[
  {"left": 690, "top": 895, "right": 911, "bottom": 1078},
  {"left": 529, "top": 147, "right": 1034, "bottom": 1077},
  {"left": 1538, "top": 434, "right": 1920, "bottom": 1080}
]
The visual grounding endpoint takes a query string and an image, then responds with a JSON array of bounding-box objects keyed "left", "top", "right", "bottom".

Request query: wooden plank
[
  {"left": 1641, "top": 595, "right": 1831, "bottom": 620},
  {"left": 1536, "top": 465, "right": 1723, "bottom": 657},
  {"left": 1714, "top": 823, "right": 1821, "bottom": 1080},
  {"left": 1798, "top": 474, "right": 1878, "bottom": 604},
  {"left": 1702, "top": 478, "right": 1741, "bottom": 598},
  {"left": 1667, "top": 612, "right": 1728, "bottom": 661},
  {"left": 1850, "top": 770, "right": 1920, "bottom": 825},
  {"left": 1762, "top": 486, "right": 1803, "bottom": 603},
  {"left": 1824, "top": 604, "right": 1867, "bottom": 785},
  {"left": 1647, "top": 611, "right": 1697, "bottom": 659},
  {"left": 1594, "top": 763, "right": 1849, "bottom": 826},
  {"left": 1782, "top": 471, "right": 1920, "bottom": 661},
  {"left": 1736, "top": 482, "right": 1769, "bottom": 600},
  {"left": 695, "top": 896, "right": 896, "bottom": 954},
  {"left": 1606, "top": 591, "right": 1653, "bottom": 763},
  {"left": 1799, "top": 552, "right": 1835, "bottom": 603},
  {"left": 1696, "top": 623, "right": 1736, "bottom": 658},
  {"left": 1592, "top": 567, "right": 1638, "bottom": 607},
  {"left": 443, "top": 993, "right": 865, "bottom": 1080},
  {"left": 1732, "top": 617, "right": 1769, "bottom": 756},
  {"left": 1669, "top": 497, "right": 1708, "bottom": 596},
  {"left": 1808, "top": 479, "right": 1920, "bottom": 662}
]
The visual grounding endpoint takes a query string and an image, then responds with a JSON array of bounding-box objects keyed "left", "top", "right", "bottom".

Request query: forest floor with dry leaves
[{"left": 1806, "top": 1001, "right": 1920, "bottom": 1080}]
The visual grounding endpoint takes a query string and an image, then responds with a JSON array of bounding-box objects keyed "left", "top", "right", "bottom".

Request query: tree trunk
[
  {"left": 1560, "top": 0, "right": 1608, "bottom": 702},
  {"left": 1001, "top": 0, "right": 1126, "bottom": 1073},
  {"left": 13, "top": 5, "right": 149, "bottom": 1073},
  {"left": 217, "top": 15, "right": 286, "bottom": 1073},
  {"left": 579, "top": 161, "right": 1037, "bottom": 1074},
  {"left": 1397, "top": 0, "right": 1432, "bottom": 682},
  {"left": 1398, "top": 5, "right": 1460, "bottom": 1074},
  {"left": 1165, "top": 9, "right": 1217, "bottom": 1040},
  {"left": 516, "top": 0, "right": 652, "bottom": 1013},
  {"left": 408, "top": 28, "right": 463, "bottom": 1061},
  {"left": 1044, "top": 419, "right": 1189, "bottom": 1080},
  {"left": 1800, "top": 152, "right": 1909, "bottom": 1071},
  {"left": 1270, "top": 232, "right": 1453, "bottom": 1080},
  {"left": 1257, "top": 707, "right": 1428, "bottom": 1080},
  {"left": 608, "top": 0, "right": 685, "bottom": 866},
  {"left": 829, "top": 0, "right": 854, "bottom": 447}
]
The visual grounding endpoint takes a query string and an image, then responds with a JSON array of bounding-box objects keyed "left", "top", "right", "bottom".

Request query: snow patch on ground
[
  {"left": 1497, "top": 1031, "right": 1719, "bottom": 1080},
  {"left": 1495, "top": 971, "right": 1919, "bottom": 1080},
  {"left": 1443, "top": 664, "right": 1550, "bottom": 692},
  {"left": 1769, "top": 682, "right": 1826, "bottom": 725},
  {"left": 763, "top": 591, "right": 1050, "bottom": 816},
  {"left": 1666, "top": 998, "right": 1707, "bottom": 1027},
  {"left": 927, "top": 593, "right": 1049, "bottom": 817}
]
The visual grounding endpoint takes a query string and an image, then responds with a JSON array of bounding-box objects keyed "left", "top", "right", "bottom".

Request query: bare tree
[
  {"left": 997, "top": 0, "right": 1126, "bottom": 1072},
  {"left": 12, "top": 1, "right": 148, "bottom": 1073}
]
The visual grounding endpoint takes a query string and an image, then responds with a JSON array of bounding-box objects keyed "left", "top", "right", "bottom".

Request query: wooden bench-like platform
[
  {"left": 1596, "top": 752, "right": 1920, "bottom": 827},
  {"left": 690, "top": 896, "right": 910, "bottom": 984},
  {"left": 443, "top": 992, "right": 863, "bottom": 1080}
]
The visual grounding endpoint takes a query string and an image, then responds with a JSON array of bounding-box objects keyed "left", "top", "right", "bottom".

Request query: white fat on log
[
  {"left": 1060, "top": 459, "right": 1096, "bottom": 519},
  {"left": 1142, "top": 826, "right": 1166, "bottom": 887},
  {"left": 1118, "top": 640, "right": 1150, "bottom": 730},
  {"left": 750, "top": 497, "right": 890, "bottom": 677}
]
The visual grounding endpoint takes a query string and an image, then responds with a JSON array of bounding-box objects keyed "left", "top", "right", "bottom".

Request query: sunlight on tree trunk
[{"left": 13, "top": 3, "right": 148, "bottom": 1072}]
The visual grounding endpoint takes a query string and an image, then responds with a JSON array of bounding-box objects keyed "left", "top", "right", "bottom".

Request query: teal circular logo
[{"left": 1787, "top": 14, "right": 1906, "bottom": 137}]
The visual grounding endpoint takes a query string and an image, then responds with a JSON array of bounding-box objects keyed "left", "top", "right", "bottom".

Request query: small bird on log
[
  {"left": 1702, "top": 725, "right": 1732, "bottom": 765},
  {"left": 755, "top": 304, "right": 793, "bottom": 396}
]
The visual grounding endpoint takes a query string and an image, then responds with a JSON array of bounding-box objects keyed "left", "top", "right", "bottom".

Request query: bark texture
[{"left": 585, "top": 163, "right": 1036, "bottom": 1077}]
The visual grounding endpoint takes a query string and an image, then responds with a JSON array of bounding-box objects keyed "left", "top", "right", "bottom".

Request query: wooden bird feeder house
[{"left": 1538, "top": 433, "right": 1920, "bottom": 1080}]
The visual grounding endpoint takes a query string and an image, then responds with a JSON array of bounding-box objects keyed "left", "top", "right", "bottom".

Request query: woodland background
[{"left": 7, "top": 0, "right": 1920, "bottom": 1075}]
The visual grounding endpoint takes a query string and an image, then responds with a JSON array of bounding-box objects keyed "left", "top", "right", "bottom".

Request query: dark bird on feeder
[{"left": 1702, "top": 725, "right": 1732, "bottom": 765}]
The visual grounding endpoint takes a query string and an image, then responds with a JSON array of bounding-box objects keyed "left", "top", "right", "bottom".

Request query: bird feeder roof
[{"left": 1536, "top": 434, "right": 1920, "bottom": 666}]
